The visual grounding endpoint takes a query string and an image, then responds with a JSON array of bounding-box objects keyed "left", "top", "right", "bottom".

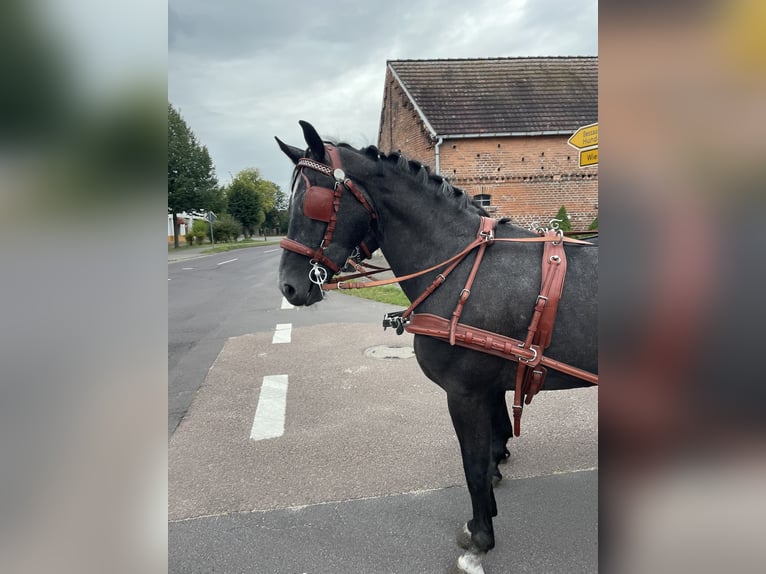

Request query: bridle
[{"left": 279, "top": 145, "right": 376, "bottom": 286}]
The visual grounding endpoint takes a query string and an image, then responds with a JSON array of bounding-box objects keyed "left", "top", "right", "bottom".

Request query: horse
[{"left": 277, "top": 121, "right": 598, "bottom": 574}]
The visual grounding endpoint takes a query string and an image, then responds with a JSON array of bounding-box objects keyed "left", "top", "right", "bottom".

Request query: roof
[{"left": 387, "top": 57, "right": 598, "bottom": 136}]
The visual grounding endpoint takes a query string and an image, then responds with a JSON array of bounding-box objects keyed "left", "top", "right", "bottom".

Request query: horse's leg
[
  {"left": 447, "top": 391, "right": 495, "bottom": 573},
  {"left": 490, "top": 390, "right": 512, "bottom": 486}
]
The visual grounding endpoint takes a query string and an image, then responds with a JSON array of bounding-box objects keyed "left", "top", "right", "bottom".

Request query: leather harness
[{"left": 280, "top": 145, "right": 598, "bottom": 435}]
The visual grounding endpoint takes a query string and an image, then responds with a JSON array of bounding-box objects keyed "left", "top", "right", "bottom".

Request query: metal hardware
[
  {"left": 382, "top": 311, "right": 408, "bottom": 335},
  {"left": 333, "top": 168, "right": 345, "bottom": 182},
  {"left": 518, "top": 346, "right": 538, "bottom": 363},
  {"left": 309, "top": 262, "right": 328, "bottom": 286}
]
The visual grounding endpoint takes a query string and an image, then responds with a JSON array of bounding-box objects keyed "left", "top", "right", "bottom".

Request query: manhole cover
[{"left": 364, "top": 345, "right": 415, "bottom": 360}]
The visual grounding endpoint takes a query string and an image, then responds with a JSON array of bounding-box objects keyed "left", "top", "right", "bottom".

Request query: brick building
[{"left": 377, "top": 57, "right": 598, "bottom": 231}]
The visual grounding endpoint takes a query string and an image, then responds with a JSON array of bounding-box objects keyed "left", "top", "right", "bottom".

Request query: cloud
[{"left": 168, "top": 0, "right": 597, "bottom": 191}]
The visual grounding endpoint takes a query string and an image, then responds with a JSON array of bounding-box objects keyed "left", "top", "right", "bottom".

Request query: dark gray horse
[{"left": 277, "top": 121, "right": 597, "bottom": 574}]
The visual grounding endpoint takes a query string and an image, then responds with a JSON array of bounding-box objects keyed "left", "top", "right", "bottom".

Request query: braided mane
[{"left": 337, "top": 143, "right": 477, "bottom": 212}]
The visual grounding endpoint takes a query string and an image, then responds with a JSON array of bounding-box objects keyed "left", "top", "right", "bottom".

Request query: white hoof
[{"left": 451, "top": 550, "right": 486, "bottom": 574}]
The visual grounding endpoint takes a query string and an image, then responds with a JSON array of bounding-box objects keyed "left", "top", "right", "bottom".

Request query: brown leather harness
[{"left": 281, "top": 145, "right": 598, "bottom": 435}]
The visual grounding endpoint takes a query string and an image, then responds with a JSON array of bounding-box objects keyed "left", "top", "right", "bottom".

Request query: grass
[
  {"left": 336, "top": 283, "right": 410, "bottom": 307},
  {"left": 201, "top": 239, "right": 282, "bottom": 253}
]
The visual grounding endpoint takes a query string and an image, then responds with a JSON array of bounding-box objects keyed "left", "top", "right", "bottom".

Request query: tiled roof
[{"left": 388, "top": 57, "right": 597, "bottom": 136}]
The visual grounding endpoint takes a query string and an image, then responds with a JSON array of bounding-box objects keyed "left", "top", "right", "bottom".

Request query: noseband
[{"left": 280, "top": 145, "right": 376, "bottom": 284}]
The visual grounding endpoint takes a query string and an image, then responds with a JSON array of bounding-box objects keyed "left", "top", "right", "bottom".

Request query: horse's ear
[
  {"left": 299, "top": 120, "right": 326, "bottom": 162},
  {"left": 275, "top": 137, "right": 303, "bottom": 165}
]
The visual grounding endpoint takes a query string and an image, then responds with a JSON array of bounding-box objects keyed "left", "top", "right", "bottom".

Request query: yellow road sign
[
  {"left": 568, "top": 123, "right": 598, "bottom": 149},
  {"left": 579, "top": 147, "right": 598, "bottom": 167}
]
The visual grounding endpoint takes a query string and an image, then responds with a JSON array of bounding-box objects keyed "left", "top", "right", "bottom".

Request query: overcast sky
[{"left": 168, "top": 0, "right": 597, "bottom": 192}]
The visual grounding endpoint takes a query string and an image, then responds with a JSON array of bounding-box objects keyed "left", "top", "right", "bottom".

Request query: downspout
[{"left": 434, "top": 136, "right": 444, "bottom": 175}]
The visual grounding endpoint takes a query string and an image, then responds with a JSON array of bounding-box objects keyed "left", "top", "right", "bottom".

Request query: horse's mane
[{"left": 335, "top": 142, "right": 481, "bottom": 213}]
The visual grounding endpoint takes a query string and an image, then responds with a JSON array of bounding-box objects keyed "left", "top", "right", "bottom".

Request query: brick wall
[
  {"left": 378, "top": 68, "right": 435, "bottom": 166},
  {"left": 439, "top": 136, "right": 598, "bottom": 231},
  {"left": 377, "top": 71, "right": 598, "bottom": 231}
]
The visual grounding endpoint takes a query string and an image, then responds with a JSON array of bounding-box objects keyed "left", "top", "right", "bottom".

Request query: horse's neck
[{"left": 372, "top": 185, "right": 482, "bottom": 280}]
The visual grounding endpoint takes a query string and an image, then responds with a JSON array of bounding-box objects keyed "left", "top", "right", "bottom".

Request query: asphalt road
[{"left": 168, "top": 246, "right": 597, "bottom": 573}]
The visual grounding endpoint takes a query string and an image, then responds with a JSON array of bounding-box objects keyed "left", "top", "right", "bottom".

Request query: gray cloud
[{"left": 168, "top": 0, "right": 597, "bottom": 192}]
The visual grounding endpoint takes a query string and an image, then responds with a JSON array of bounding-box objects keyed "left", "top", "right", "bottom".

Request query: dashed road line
[
  {"left": 250, "top": 375, "right": 288, "bottom": 441},
  {"left": 217, "top": 258, "right": 238, "bottom": 266},
  {"left": 272, "top": 323, "right": 292, "bottom": 344},
  {"left": 264, "top": 248, "right": 279, "bottom": 253}
]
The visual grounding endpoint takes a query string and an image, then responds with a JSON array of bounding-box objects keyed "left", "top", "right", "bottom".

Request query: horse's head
[{"left": 276, "top": 121, "right": 377, "bottom": 306}]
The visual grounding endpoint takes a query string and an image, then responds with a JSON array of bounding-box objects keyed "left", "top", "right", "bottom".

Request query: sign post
[
  {"left": 206, "top": 211, "right": 217, "bottom": 244},
  {"left": 567, "top": 123, "right": 598, "bottom": 168}
]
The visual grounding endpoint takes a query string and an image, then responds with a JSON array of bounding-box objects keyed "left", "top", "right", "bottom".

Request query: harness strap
[
  {"left": 512, "top": 232, "right": 569, "bottom": 436},
  {"left": 324, "top": 220, "right": 591, "bottom": 291},
  {"left": 280, "top": 237, "right": 341, "bottom": 273},
  {"left": 449, "top": 217, "right": 496, "bottom": 345},
  {"left": 405, "top": 314, "right": 598, "bottom": 383}
]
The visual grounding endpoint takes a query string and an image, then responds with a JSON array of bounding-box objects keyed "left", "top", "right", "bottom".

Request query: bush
[
  {"left": 554, "top": 205, "right": 573, "bottom": 232},
  {"left": 588, "top": 216, "right": 598, "bottom": 231},
  {"left": 191, "top": 220, "right": 209, "bottom": 245},
  {"left": 212, "top": 214, "right": 242, "bottom": 242}
]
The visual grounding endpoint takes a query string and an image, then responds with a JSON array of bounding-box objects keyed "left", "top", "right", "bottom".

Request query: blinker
[{"left": 303, "top": 184, "right": 335, "bottom": 223}]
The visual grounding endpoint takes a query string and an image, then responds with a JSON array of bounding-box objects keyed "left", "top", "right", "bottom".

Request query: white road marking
[
  {"left": 264, "top": 248, "right": 279, "bottom": 253},
  {"left": 271, "top": 323, "right": 292, "bottom": 344},
  {"left": 217, "top": 258, "right": 238, "bottom": 266},
  {"left": 281, "top": 297, "right": 295, "bottom": 310},
  {"left": 250, "top": 375, "right": 288, "bottom": 441},
  {"left": 168, "top": 278, "right": 171, "bottom": 281},
  {"left": 182, "top": 267, "right": 194, "bottom": 270}
]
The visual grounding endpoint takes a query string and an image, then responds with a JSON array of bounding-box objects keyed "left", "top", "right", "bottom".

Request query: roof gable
[{"left": 388, "top": 57, "right": 598, "bottom": 136}]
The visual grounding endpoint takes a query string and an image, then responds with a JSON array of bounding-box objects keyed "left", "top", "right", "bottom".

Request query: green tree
[
  {"left": 554, "top": 205, "right": 573, "bottom": 232},
  {"left": 263, "top": 188, "right": 288, "bottom": 234},
  {"left": 226, "top": 174, "right": 264, "bottom": 237},
  {"left": 225, "top": 168, "right": 282, "bottom": 236},
  {"left": 168, "top": 103, "right": 219, "bottom": 247}
]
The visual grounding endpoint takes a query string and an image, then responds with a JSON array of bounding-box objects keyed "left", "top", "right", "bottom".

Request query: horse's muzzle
[{"left": 280, "top": 278, "right": 323, "bottom": 307}]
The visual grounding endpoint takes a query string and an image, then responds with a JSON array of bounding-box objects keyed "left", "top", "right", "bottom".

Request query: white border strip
[
  {"left": 250, "top": 375, "right": 289, "bottom": 441},
  {"left": 271, "top": 323, "right": 292, "bottom": 344}
]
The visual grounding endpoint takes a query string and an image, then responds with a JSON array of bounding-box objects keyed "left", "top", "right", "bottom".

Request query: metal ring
[
  {"left": 549, "top": 255, "right": 561, "bottom": 263},
  {"left": 309, "top": 263, "right": 328, "bottom": 285}
]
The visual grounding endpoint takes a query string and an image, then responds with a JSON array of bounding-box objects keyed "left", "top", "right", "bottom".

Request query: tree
[
  {"left": 263, "top": 188, "right": 288, "bottom": 234},
  {"left": 226, "top": 173, "right": 264, "bottom": 237},
  {"left": 168, "top": 103, "right": 219, "bottom": 247},
  {"left": 225, "top": 168, "right": 283, "bottom": 236},
  {"left": 554, "top": 205, "right": 573, "bottom": 232}
]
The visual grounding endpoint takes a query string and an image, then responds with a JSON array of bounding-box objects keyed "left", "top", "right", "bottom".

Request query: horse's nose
[{"left": 281, "top": 282, "right": 296, "bottom": 300}]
